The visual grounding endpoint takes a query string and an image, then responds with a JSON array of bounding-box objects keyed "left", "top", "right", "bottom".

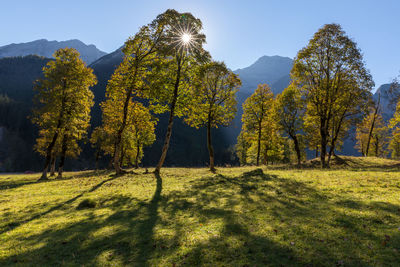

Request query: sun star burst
[{"left": 169, "top": 23, "right": 200, "bottom": 54}]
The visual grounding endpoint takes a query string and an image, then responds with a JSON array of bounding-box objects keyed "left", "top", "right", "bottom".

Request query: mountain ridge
[{"left": 0, "top": 39, "right": 107, "bottom": 65}]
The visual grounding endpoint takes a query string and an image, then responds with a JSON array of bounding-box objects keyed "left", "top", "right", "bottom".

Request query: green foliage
[
  {"left": 98, "top": 17, "right": 166, "bottom": 173},
  {"left": 143, "top": 9, "right": 211, "bottom": 172},
  {"left": 389, "top": 100, "right": 400, "bottom": 158},
  {"left": 145, "top": 9, "right": 210, "bottom": 117},
  {"left": 241, "top": 84, "right": 274, "bottom": 165},
  {"left": 291, "top": 23, "right": 374, "bottom": 167},
  {"left": 235, "top": 131, "right": 250, "bottom": 165},
  {"left": 259, "top": 113, "right": 285, "bottom": 164},
  {"left": 356, "top": 111, "right": 389, "bottom": 157},
  {"left": 185, "top": 61, "right": 240, "bottom": 129},
  {"left": 238, "top": 84, "right": 286, "bottom": 165},
  {"left": 31, "top": 48, "right": 96, "bottom": 177},
  {"left": 184, "top": 60, "right": 240, "bottom": 170},
  {"left": 274, "top": 83, "right": 305, "bottom": 164},
  {"left": 274, "top": 83, "right": 304, "bottom": 136},
  {"left": 241, "top": 84, "right": 273, "bottom": 133},
  {"left": 96, "top": 100, "right": 156, "bottom": 167}
]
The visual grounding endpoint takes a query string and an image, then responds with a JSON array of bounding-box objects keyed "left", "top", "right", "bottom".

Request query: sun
[
  {"left": 169, "top": 24, "right": 199, "bottom": 54},
  {"left": 181, "top": 33, "right": 192, "bottom": 44}
]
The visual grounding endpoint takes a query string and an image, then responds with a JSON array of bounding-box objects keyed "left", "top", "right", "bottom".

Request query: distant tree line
[{"left": 31, "top": 13, "right": 400, "bottom": 178}]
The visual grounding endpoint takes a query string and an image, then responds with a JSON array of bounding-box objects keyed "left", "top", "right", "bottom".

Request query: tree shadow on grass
[
  {"left": 0, "top": 174, "right": 118, "bottom": 235},
  {"left": 0, "top": 169, "right": 399, "bottom": 266},
  {"left": 134, "top": 172, "right": 163, "bottom": 266},
  {"left": 0, "top": 170, "right": 113, "bottom": 192}
]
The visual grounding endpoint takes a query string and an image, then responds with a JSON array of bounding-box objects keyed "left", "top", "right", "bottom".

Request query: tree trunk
[
  {"left": 320, "top": 120, "right": 328, "bottom": 168},
  {"left": 292, "top": 135, "right": 301, "bottom": 166},
  {"left": 57, "top": 134, "right": 68, "bottom": 179},
  {"left": 113, "top": 70, "right": 138, "bottom": 175},
  {"left": 40, "top": 79, "right": 67, "bottom": 180},
  {"left": 315, "top": 146, "right": 319, "bottom": 158},
  {"left": 135, "top": 141, "right": 140, "bottom": 169},
  {"left": 366, "top": 94, "right": 380, "bottom": 156},
  {"left": 256, "top": 120, "right": 262, "bottom": 166},
  {"left": 40, "top": 131, "right": 59, "bottom": 180},
  {"left": 154, "top": 57, "right": 182, "bottom": 174},
  {"left": 207, "top": 120, "right": 215, "bottom": 172},
  {"left": 119, "top": 145, "right": 125, "bottom": 168},
  {"left": 327, "top": 131, "right": 337, "bottom": 165},
  {"left": 50, "top": 155, "right": 56, "bottom": 176},
  {"left": 375, "top": 135, "right": 379, "bottom": 157}
]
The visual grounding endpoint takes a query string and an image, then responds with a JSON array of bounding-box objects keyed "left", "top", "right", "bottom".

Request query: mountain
[
  {"left": 374, "top": 83, "right": 398, "bottom": 121},
  {"left": 0, "top": 39, "right": 107, "bottom": 64},
  {"left": 234, "top": 55, "right": 293, "bottom": 94},
  {"left": 224, "top": 56, "right": 293, "bottom": 145}
]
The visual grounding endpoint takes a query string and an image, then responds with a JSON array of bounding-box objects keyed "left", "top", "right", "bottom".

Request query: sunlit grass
[{"left": 0, "top": 157, "right": 399, "bottom": 266}]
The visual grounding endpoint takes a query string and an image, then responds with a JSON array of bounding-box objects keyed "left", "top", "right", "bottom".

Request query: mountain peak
[
  {"left": 234, "top": 55, "right": 293, "bottom": 94},
  {"left": 0, "top": 39, "right": 107, "bottom": 64}
]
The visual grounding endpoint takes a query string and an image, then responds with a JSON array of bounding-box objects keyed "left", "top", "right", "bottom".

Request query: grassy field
[{"left": 0, "top": 157, "right": 399, "bottom": 266}]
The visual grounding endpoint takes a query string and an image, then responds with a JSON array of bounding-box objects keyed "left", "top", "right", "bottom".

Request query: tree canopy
[
  {"left": 291, "top": 23, "right": 374, "bottom": 167},
  {"left": 185, "top": 61, "right": 241, "bottom": 170},
  {"left": 241, "top": 84, "right": 274, "bottom": 166},
  {"left": 32, "top": 48, "right": 96, "bottom": 179}
]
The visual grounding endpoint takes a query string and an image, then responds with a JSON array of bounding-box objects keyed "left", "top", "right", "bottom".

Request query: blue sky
[{"left": 2, "top": 0, "right": 400, "bottom": 88}]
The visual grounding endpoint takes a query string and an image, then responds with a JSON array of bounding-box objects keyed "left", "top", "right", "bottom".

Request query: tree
[
  {"left": 389, "top": 100, "right": 400, "bottom": 158},
  {"left": 34, "top": 128, "right": 82, "bottom": 177},
  {"left": 235, "top": 131, "right": 250, "bottom": 166},
  {"left": 364, "top": 94, "right": 381, "bottom": 156},
  {"left": 355, "top": 118, "right": 369, "bottom": 156},
  {"left": 303, "top": 110, "right": 320, "bottom": 158},
  {"left": 100, "top": 17, "right": 165, "bottom": 175},
  {"left": 388, "top": 128, "right": 400, "bottom": 159},
  {"left": 147, "top": 9, "right": 210, "bottom": 174},
  {"left": 185, "top": 61, "right": 241, "bottom": 171},
  {"left": 241, "top": 84, "right": 273, "bottom": 166},
  {"left": 129, "top": 103, "right": 157, "bottom": 168},
  {"left": 274, "top": 83, "right": 305, "bottom": 165},
  {"left": 260, "top": 114, "right": 285, "bottom": 165},
  {"left": 291, "top": 23, "right": 374, "bottom": 168},
  {"left": 356, "top": 112, "right": 388, "bottom": 157},
  {"left": 90, "top": 126, "right": 112, "bottom": 169},
  {"left": 98, "top": 97, "right": 156, "bottom": 171},
  {"left": 32, "top": 48, "right": 96, "bottom": 180}
]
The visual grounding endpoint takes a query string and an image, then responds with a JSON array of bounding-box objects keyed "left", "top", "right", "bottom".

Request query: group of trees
[
  {"left": 237, "top": 83, "right": 303, "bottom": 166},
  {"left": 237, "top": 23, "right": 400, "bottom": 168},
  {"left": 32, "top": 9, "right": 241, "bottom": 179},
  {"left": 32, "top": 15, "right": 400, "bottom": 175},
  {"left": 356, "top": 84, "right": 400, "bottom": 159}
]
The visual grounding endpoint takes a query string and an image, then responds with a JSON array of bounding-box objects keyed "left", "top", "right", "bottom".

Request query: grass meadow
[{"left": 0, "top": 157, "right": 399, "bottom": 266}]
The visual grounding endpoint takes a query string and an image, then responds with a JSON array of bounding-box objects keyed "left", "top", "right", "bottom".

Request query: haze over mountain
[
  {"left": 0, "top": 39, "right": 107, "bottom": 64},
  {"left": 234, "top": 55, "right": 293, "bottom": 94}
]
